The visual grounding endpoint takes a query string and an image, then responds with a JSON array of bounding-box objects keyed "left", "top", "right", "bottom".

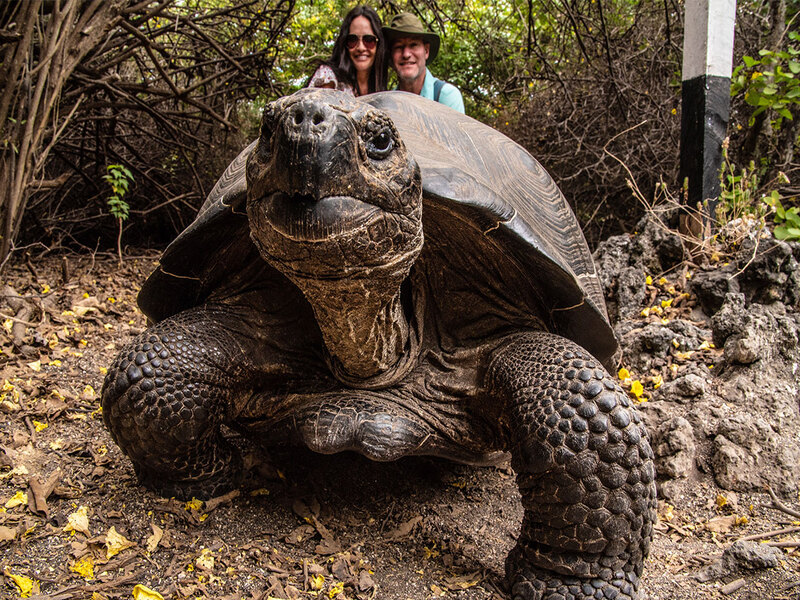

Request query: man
[{"left": 382, "top": 12, "right": 465, "bottom": 114}]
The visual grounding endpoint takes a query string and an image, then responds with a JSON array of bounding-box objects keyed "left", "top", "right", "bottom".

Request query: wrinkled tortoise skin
[{"left": 102, "top": 89, "right": 656, "bottom": 600}]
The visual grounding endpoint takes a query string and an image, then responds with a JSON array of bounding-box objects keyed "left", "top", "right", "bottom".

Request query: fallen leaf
[
  {"left": 106, "top": 526, "right": 135, "bottom": 558},
  {"left": 284, "top": 524, "right": 315, "bottom": 545},
  {"left": 0, "top": 525, "right": 17, "bottom": 541},
  {"left": 703, "top": 515, "right": 738, "bottom": 533},
  {"left": 358, "top": 570, "right": 375, "bottom": 591},
  {"left": 195, "top": 549, "right": 215, "bottom": 570},
  {"left": 386, "top": 515, "right": 423, "bottom": 540},
  {"left": 28, "top": 468, "right": 62, "bottom": 516},
  {"left": 64, "top": 505, "right": 91, "bottom": 536},
  {"left": 146, "top": 524, "right": 163, "bottom": 553},
  {"left": 315, "top": 536, "right": 342, "bottom": 555},
  {"left": 444, "top": 571, "right": 482, "bottom": 590}
]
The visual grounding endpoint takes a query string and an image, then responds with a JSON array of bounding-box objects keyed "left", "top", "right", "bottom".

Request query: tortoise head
[{"left": 246, "top": 89, "right": 424, "bottom": 285}]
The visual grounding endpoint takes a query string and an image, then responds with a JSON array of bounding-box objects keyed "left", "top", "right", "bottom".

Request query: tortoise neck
[{"left": 300, "top": 274, "right": 418, "bottom": 385}]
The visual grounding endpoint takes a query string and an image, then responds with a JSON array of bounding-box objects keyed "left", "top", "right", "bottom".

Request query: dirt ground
[{"left": 1, "top": 254, "right": 799, "bottom": 600}]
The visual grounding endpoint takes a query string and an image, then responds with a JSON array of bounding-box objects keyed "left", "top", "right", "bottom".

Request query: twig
[
  {"left": 768, "top": 487, "right": 800, "bottom": 520},
  {"left": 737, "top": 526, "right": 800, "bottom": 542},
  {"left": 0, "top": 312, "right": 38, "bottom": 327},
  {"left": 765, "top": 541, "right": 800, "bottom": 548}
]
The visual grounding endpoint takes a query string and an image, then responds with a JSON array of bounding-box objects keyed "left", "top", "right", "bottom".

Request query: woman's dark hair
[{"left": 321, "top": 5, "right": 387, "bottom": 94}]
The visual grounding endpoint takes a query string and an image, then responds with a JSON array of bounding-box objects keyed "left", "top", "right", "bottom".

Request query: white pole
[{"left": 679, "top": 0, "right": 737, "bottom": 220}]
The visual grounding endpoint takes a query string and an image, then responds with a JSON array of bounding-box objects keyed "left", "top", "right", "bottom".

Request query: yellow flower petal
[
  {"left": 132, "top": 584, "right": 165, "bottom": 600},
  {"left": 70, "top": 556, "right": 95, "bottom": 580},
  {"left": 310, "top": 574, "right": 325, "bottom": 591},
  {"left": 617, "top": 367, "right": 630, "bottom": 380},
  {"left": 630, "top": 380, "right": 644, "bottom": 397},
  {"left": 185, "top": 498, "right": 203, "bottom": 511},
  {"left": 4, "top": 571, "right": 38, "bottom": 598},
  {"left": 4, "top": 490, "right": 28, "bottom": 509}
]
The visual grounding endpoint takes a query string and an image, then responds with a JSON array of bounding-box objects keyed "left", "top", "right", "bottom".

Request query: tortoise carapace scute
[{"left": 103, "top": 89, "right": 656, "bottom": 600}]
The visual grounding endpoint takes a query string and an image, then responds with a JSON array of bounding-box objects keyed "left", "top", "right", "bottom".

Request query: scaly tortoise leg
[
  {"left": 486, "top": 332, "right": 656, "bottom": 600},
  {"left": 102, "top": 308, "right": 252, "bottom": 500}
]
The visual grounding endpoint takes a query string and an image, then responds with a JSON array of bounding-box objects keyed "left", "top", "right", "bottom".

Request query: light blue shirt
[{"left": 419, "top": 68, "right": 465, "bottom": 114}]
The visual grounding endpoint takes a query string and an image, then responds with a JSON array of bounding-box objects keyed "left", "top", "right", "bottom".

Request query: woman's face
[{"left": 347, "top": 16, "right": 377, "bottom": 74}]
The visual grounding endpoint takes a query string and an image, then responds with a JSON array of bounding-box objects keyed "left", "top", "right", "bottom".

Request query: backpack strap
[{"left": 433, "top": 79, "right": 445, "bottom": 102}]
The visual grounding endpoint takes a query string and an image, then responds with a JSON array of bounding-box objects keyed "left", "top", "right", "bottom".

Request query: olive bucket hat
[{"left": 382, "top": 12, "right": 440, "bottom": 63}]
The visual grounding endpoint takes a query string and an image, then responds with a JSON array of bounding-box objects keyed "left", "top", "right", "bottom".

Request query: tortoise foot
[
  {"left": 132, "top": 440, "right": 243, "bottom": 501},
  {"left": 508, "top": 553, "right": 639, "bottom": 600}
]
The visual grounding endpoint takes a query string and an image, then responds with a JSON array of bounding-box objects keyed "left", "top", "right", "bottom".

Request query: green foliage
[
  {"left": 103, "top": 164, "right": 134, "bottom": 221},
  {"left": 731, "top": 31, "right": 800, "bottom": 129},
  {"left": 765, "top": 191, "right": 800, "bottom": 241},
  {"left": 717, "top": 141, "right": 797, "bottom": 241},
  {"left": 717, "top": 146, "right": 764, "bottom": 222}
]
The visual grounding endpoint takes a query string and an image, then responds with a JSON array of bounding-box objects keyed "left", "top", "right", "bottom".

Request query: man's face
[{"left": 390, "top": 36, "right": 429, "bottom": 86}]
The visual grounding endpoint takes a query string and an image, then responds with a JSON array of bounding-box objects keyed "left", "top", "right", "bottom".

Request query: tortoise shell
[{"left": 138, "top": 91, "right": 616, "bottom": 366}]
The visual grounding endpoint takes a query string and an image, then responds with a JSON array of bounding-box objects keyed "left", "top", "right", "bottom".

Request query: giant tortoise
[{"left": 102, "top": 88, "right": 656, "bottom": 600}]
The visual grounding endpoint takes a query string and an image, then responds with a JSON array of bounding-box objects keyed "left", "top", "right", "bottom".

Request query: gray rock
[
  {"left": 691, "top": 267, "right": 740, "bottom": 316},
  {"left": 725, "top": 539, "right": 784, "bottom": 570},
  {"left": 695, "top": 540, "right": 784, "bottom": 582},
  {"left": 653, "top": 417, "right": 696, "bottom": 479},
  {"left": 660, "top": 374, "right": 707, "bottom": 401}
]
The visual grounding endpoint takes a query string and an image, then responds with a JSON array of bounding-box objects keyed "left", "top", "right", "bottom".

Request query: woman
[{"left": 308, "top": 5, "right": 387, "bottom": 97}]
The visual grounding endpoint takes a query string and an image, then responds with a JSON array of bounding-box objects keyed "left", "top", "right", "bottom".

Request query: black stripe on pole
[{"left": 679, "top": 74, "right": 731, "bottom": 219}]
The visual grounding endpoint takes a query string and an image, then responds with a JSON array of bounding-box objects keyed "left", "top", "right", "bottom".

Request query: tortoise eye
[{"left": 366, "top": 128, "right": 394, "bottom": 159}]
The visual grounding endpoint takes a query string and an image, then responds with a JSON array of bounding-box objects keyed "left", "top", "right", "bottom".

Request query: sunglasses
[{"left": 345, "top": 34, "right": 378, "bottom": 50}]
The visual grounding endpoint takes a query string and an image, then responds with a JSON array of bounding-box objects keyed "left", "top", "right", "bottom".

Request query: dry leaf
[
  {"left": 146, "top": 524, "right": 163, "bottom": 553},
  {"left": 64, "top": 505, "right": 91, "bottom": 536},
  {"left": 106, "top": 526, "right": 135, "bottom": 558},
  {"left": 0, "top": 525, "right": 17, "bottom": 541},
  {"left": 386, "top": 515, "right": 423, "bottom": 540},
  {"left": 444, "top": 571, "right": 482, "bottom": 590},
  {"left": 703, "top": 515, "right": 738, "bottom": 533},
  {"left": 284, "top": 524, "right": 315, "bottom": 545}
]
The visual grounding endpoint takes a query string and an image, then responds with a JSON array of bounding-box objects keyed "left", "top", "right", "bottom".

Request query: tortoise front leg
[
  {"left": 101, "top": 308, "right": 252, "bottom": 500},
  {"left": 485, "top": 332, "right": 656, "bottom": 600}
]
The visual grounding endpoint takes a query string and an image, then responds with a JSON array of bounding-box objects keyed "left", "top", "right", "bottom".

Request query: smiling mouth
[{"left": 259, "top": 193, "right": 381, "bottom": 241}]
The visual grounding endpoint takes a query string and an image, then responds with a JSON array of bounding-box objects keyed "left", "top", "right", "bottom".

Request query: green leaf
[
  {"left": 785, "top": 209, "right": 800, "bottom": 227},
  {"left": 786, "top": 227, "right": 800, "bottom": 238},
  {"left": 788, "top": 61, "right": 800, "bottom": 74},
  {"left": 743, "top": 55, "right": 759, "bottom": 68},
  {"left": 774, "top": 225, "right": 790, "bottom": 239},
  {"left": 777, "top": 107, "right": 793, "bottom": 120}
]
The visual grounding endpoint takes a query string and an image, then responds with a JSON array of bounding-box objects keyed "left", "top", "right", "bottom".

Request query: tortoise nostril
[
  {"left": 294, "top": 110, "right": 304, "bottom": 125},
  {"left": 312, "top": 112, "right": 324, "bottom": 125}
]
